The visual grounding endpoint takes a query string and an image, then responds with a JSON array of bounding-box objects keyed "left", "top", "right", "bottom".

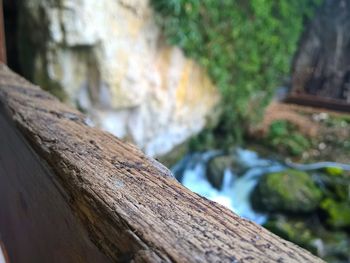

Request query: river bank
[
  {"left": 172, "top": 147, "right": 350, "bottom": 262},
  {"left": 166, "top": 100, "right": 350, "bottom": 263}
]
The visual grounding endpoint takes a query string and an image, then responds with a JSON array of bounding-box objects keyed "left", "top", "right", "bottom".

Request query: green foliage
[
  {"left": 321, "top": 199, "right": 350, "bottom": 228},
  {"left": 188, "top": 128, "right": 216, "bottom": 151},
  {"left": 266, "top": 120, "right": 311, "bottom": 156},
  {"left": 265, "top": 216, "right": 350, "bottom": 260},
  {"left": 324, "top": 166, "right": 344, "bottom": 176},
  {"left": 264, "top": 217, "right": 317, "bottom": 253},
  {"left": 151, "top": 0, "right": 321, "bottom": 143}
]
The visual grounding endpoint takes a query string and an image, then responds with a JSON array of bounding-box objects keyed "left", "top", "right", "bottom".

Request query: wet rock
[
  {"left": 264, "top": 216, "right": 318, "bottom": 254},
  {"left": 321, "top": 199, "right": 350, "bottom": 228},
  {"left": 251, "top": 169, "right": 322, "bottom": 213},
  {"left": 316, "top": 171, "right": 350, "bottom": 230},
  {"left": 157, "top": 141, "right": 189, "bottom": 168},
  {"left": 333, "top": 181, "right": 350, "bottom": 203},
  {"left": 319, "top": 172, "right": 350, "bottom": 202},
  {"left": 264, "top": 215, "right": 350, "bottom": 262},
  {"left": 206, "top": 155, "right": 233, "bottom": 189},
  {"left": 321, "top": 231, "right": 350, "bottom": 263}
]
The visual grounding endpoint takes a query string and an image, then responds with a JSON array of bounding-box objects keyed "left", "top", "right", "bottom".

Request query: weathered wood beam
[
  {"left": 0, "top": 64, "right": 323, "bottom": 262},
  {"left": 285, "top": 93, "right": 350, "bottom": 113}
]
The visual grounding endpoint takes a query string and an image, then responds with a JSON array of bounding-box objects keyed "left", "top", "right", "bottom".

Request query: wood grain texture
[{"left": 0, "top": 64, "right": 324, "bottom": 262}]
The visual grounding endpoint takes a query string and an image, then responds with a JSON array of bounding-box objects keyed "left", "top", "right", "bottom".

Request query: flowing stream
[
  {"left": 172, "top": 148, "right": 286, "bottom": 225},
  {"left": 172, "top": 148, "right": 350, "bottom": 225}
]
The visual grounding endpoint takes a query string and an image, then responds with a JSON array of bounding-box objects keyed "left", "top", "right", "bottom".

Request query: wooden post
[
  {"left": 0, "top": 64, "right": 324, "bottom": 262},
  {"left": 0, "top": 0, "right": 6, "bottom": 64}
]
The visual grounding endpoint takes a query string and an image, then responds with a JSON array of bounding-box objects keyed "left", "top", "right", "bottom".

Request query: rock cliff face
[
  {"left": 292, "top": 0, "right": 350, "bottom": 102},
  {"left": 18, "top": 0, "right": 219, "bottom": 157}
]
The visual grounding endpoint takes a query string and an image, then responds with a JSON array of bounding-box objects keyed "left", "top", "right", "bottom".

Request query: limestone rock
[{"left": 18, "top": 0, "right": 220, "bottom": 157}]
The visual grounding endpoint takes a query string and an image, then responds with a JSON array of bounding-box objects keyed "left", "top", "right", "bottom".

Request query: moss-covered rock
[
  {"left": 157, "top": 141, "right": 189, "bottom": 169},
  {"left": 252, "top": 169, "right": 322, "bottom": 213},
  {"left": 321, "top": 199, "right": 350, "bottom": 228},
  {"left": 321, "top": 231, "right": 350, "bottom": 263},
  {"left": 320, "top": 172, "right": 350, "bottom": 202},
  {"left": 264, "top": 215, "right": 350, "bottom": 262},
  {"left": 324, "top": 166, "right": 344, "bottom": 176},
  {"left": 334, "top": 183, "right": 350, "bottom": 202},
  {"left": 264, "top": 216, "right": 318, "bottom": 254}
]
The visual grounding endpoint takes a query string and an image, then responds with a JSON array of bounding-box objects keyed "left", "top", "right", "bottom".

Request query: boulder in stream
[
  {"left": 206, "top": 155, "right": 233, "bottom": 189},
  {"left": 265, "top": 215, "right": 350, "bottom": 262},
  {"left": 251, "top": 169, "right": 322, "bottom": 213},
  {"left": 321, "top": 199, "right": 350, "bottom": 229}
]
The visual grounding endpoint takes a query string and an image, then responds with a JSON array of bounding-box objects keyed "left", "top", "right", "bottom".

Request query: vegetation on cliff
[{"left": 151, "top": 0, "right": 321, "bottom": 145}]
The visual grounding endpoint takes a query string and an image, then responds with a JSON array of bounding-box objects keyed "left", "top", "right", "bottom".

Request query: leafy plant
[
  {"left": 266, "top": 120, "right": 311, "bottom": 156},
  {"left": 151, "top": 0, "right": 321, "bottom": 145}
]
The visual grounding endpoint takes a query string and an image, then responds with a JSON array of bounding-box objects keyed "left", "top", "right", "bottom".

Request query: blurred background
[{"left": 3, "top": 0, "right": 350, "bottom": 262}]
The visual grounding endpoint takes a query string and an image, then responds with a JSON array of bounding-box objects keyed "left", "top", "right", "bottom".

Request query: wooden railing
[
  {"left": 0, "top": 64, "right": 323, "bottom": 262},
  {"left": 0, "top": 0, "right": 5, "bottom": 64}
]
